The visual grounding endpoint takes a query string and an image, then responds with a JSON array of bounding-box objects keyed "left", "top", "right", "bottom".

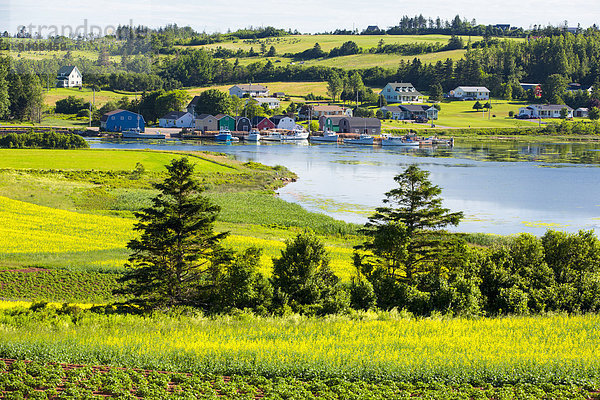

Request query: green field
[
  {"left": 188, "top": 34, "right": 489, "bottom": 53},
  {"left": 0, "top": 149, "right": 233, "bottom": 172},
  {"left": 42, "top": 87, "right": 138, "bottom": 107},
  {"left": 228, "top": 48, "right": 467, "bottom": 70},
  {"left": 0, "top": 149, "right": 357, "bottom": 287}
]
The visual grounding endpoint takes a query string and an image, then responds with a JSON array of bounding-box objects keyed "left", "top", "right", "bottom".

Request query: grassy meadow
[
  {"left": 189, "top": 34, "right": 484, "bottom": 53},
  {"left": 0, "top": 149, "right": 358, "bottom": 300}
]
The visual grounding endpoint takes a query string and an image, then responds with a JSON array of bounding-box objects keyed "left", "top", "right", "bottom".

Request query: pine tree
[
  {"left": 356, "top": 165, "right": 463, "bottom": 284},
  {"left": 117, "top": 157, "right": 229, "bottom": 309}
]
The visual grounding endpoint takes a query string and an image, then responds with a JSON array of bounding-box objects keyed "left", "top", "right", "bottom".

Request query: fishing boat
[
  {"left": 343, "top": 134, "right": 374, "bottom": 145},
  {"left": 261, "top": 132, "right": 282, "bottom": 141},
  {"left": 122, "top": 128, "right": 165, "bottom": 140},
  {"left": 247, "top": 129, "right": 261, "bottom": 142},
  {"left": 215, "top": 128, "right": 232, "bottom": 141},
  {"left": 281, "top": 128, "right": 309, "bottom": 140},
  {"left": 309, "top": 130, "right": 339, "bottom": 143},
  {"left": 380, "top": 134, "right": 420, "bottom": 147}
]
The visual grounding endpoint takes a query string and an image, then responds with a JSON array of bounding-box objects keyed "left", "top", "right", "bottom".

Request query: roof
[
  {"left": 320, "top": 116, "right": 347, "bottom": 123},
  {"left": 312, "top": 105, "right": 344, "bottom": 112},
  {"left": 187, "top": 96, "right": 201, "bottom": 107},
  {"left": 251, "top": 116, "right": 270, "bottom": 124},
  {"left": 160, "top": 111, "right": 189, "bottom": 120},
  {"left": 254, "top": 97, "right": 279, "bottom": 103},
  {"left": 100, "top": 109, "right": 144, "bottom": 122},
  {"left": 57, "top": 66, "right": 78, "bottom": 76},
  {"left": 235, "top": 116, "right": 251, "bottom": 122},
  {"left": 196, "top": 114, "right": 214, "bottom": 120},
  {"left": 400, "top": 105, "right": 433, "bottom": 112},
  {"left": 343, "top": 117, "right": 381, "bottom": 128},
  {"left": 232, "top": 84, "right": 268, "bottom": 92},
  {"left": 270, "top": 115, "right": 294, "bottom": 122},
  {"left": 529, "top": 104, "right": 574, "bottom": 111},
  {"left": 215, "top": 114, "right": 233, "bottom": 120},
  {"left": 455, "top": 86, "right": 490, "bottom": 92},
  {"left": 576, "top": 107, "right": 589, "bottom": 111},
  {"left": 381, "top": 106, "right": 404, "bottom": 113}
]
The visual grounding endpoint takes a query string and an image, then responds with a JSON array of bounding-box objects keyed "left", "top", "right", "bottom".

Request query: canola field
[{"left": 0, "top": 312, "right": 599, "bottom": 386}]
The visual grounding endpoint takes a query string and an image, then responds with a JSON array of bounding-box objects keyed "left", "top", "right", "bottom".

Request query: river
[{"left": 88, "top": 138, "right": 600, "bottom": 235}]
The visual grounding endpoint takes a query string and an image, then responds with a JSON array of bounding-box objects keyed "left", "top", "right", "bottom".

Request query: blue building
[{"left": 100, "top": 109, "right": 145, "bottom": 132}]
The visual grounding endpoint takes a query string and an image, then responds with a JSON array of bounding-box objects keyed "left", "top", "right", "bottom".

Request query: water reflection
[{"left": 88, "top": 139, "right": 600, "bottom": 235}]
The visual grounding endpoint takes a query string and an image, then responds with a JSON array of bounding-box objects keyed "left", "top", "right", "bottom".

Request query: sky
[{"left": 1, "top": 0, "right": 598, "bottom": 35}]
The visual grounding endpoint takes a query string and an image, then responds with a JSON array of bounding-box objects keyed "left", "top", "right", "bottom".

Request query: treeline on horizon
[{"left": 3, "top": 19, "right": 600, "bottom": 122}]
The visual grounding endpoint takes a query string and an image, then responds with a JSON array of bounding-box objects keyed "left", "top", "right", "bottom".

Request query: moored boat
[
  {"left": 247, "top": 129, "right": 261, "bottom": 142},
  {"left": 282, "top": 128, "right": 309, "bottom": 140},
  {"left": 343, "top": 134, "right": 374, "bottom": 145},
  {"left": 122, "top": 128, "right": 165, "bottom": 140},
  {"left": 380, "top": 134, "right": 420, "bottom": 147},
  {"left": 309, "top": 130, "right": 339, "bottom": 143},
  {"left": 215, "top": 128, "right": 232, "bottom": 141}
]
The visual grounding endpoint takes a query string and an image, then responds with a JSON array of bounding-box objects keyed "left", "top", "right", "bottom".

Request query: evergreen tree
[
  {"left": 272, "top": 232, "right": 347, "bottom": 314},
  {"left": 429, "top": 82, "right": 443, "bottom": 102},
  {"left": 356, "top": 165, "right": 464, "bottom": 285},
  {"left": 117, "top": 157, "right": 229, "bottom": 310},
  {"left": 0, "top": 57, "right": 9, "bottom": 120}
]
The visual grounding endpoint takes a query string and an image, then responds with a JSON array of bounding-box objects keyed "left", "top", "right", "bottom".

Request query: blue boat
[{"left": 215, "top": 128, "right": 232, "bottom": 141}]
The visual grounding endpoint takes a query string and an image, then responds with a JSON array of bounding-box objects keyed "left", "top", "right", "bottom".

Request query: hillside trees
[
  {"left": 0, "top": 56, "right": 9, "bottom": 119},
  {"left": 192, "top": 89, "right": 231, "bottom": 116}
]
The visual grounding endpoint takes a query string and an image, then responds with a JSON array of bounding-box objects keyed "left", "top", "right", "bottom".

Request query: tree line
[{"left": 117, "top": 159, "right": 600, "bottom": 317}]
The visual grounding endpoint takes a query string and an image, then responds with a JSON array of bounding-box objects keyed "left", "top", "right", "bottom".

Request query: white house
[
  {"left": 379, "top": 82, "right": 423, "bottom": 103},
  {"left": 518, "top": 104, "right": 573, "bottom": 119},
  {"left": 56, "top": 66, "right": 82, "bottom": 88},
  {"left": 254, "top": 97, "right": 280, "bottom": 109},
  {"left": 451, "top": 86, "right": 490, "bottom": 100},
  {"left": 270, "top": 115, "right": 296, "bottom": 130},
  {"left": 158, "top": 111, "right": 194, "bottom": 128},
  {"left": 574, "top": 107, "right": 589, "bottom": 118},
  {"left": 229, "top": 84, "right": 269, "bottom": 98}
]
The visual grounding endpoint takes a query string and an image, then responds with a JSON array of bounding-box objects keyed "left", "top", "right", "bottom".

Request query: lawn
[
  {"left": 43, "top": 87, "right": 138, "bottom": 107},
  {"left": 0, "top": 149, "right": 235, "bottom": 173},
  {"left": 185, "top": 81, "right": 330, "bottom": 98}
]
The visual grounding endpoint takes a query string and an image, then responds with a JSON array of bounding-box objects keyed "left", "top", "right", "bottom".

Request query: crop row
[
  {"left": 1, "top": 310, "right": 600, "bottom": 386},
  {"left": 0, "top": 358, "right": 596, "bottom": 400},
  {"left": 0, "top": 270, "right": 123, "bottom": 302}
]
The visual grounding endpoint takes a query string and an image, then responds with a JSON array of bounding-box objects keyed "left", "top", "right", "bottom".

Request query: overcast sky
[{"left": 1, "top": 0, "right": 598, "bottom": 35}]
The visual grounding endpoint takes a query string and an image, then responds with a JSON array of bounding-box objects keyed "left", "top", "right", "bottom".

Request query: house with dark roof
[
  {"left": 251, "top": 116, "right": 276, "bottom": 130},
  {"left": 56, "top": 66, "right": 82, "bottom": 88},
  {"left": 195, "top": 114, "right": 218, "bottom": 133},
  {"left": 320, "top": 116, "right": 381, "bottom": 135},
  {"left": 379, "top": 82, "right": 423, "bottom": 103},
  {"left": 158, "top": 111, "right": 194, "bottom": 128},
  {"left": 100, "top": 109, "right": 145, "bottom": 132},
  {"left": 215, "top": 114, "right": 236, "bottom": 131},
  {"left": 381, "top": 105, "right": 438, "bottom": 120},
  {"left": 518, "top": 104, "right": 574, "bottom": 119},
  {"left": 229, "top": 84, "right": 269, "bottom": 98},
  {"left": 235, "top": 116, "right": 252, "bottom": 132}
]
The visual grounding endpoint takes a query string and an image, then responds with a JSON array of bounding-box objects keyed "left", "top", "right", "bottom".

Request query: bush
[{"left": 0, "top": 131, "right": 89, "bottom": 149}]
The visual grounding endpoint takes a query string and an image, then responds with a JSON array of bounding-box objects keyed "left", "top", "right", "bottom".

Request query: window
[
  {"left": 128, "top": 116, "right": 132, "bottom": 120},
  {"left": 120, "top": 116, "right": 124, "bottom": 120}
]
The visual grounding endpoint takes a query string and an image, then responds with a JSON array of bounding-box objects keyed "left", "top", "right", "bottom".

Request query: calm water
[{"left": 88, "top": 139, "right": 600, "bottom": 235}]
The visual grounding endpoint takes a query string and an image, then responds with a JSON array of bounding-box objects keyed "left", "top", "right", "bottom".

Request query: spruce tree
[{"left": 117, "top": 157, "right": 229, "bottom": 309}]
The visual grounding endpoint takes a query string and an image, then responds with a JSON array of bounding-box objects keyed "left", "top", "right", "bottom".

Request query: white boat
[
  {"left": 282, "top": 128, "right": 309, "bottom": 140},
  {"left": 247, "top": 129, "right": 261, "bottom": 142},
  {"left": 380, "top": 134, "right": 420, "bottom": 147},
  {"left": 122, "top": 128, "right": 165, "bottom": 140},
  {"left": 309, "top": 130, "right": 339, "bottom": 143},
  {"left": 261, "top": 132, "right": 282, "bottom": 141},
  {"left": 215, "top": 128, "right": 232, "bottom": 141},
  {"left": 343, "top": 135, "right": 374, "bottom": 145}
]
